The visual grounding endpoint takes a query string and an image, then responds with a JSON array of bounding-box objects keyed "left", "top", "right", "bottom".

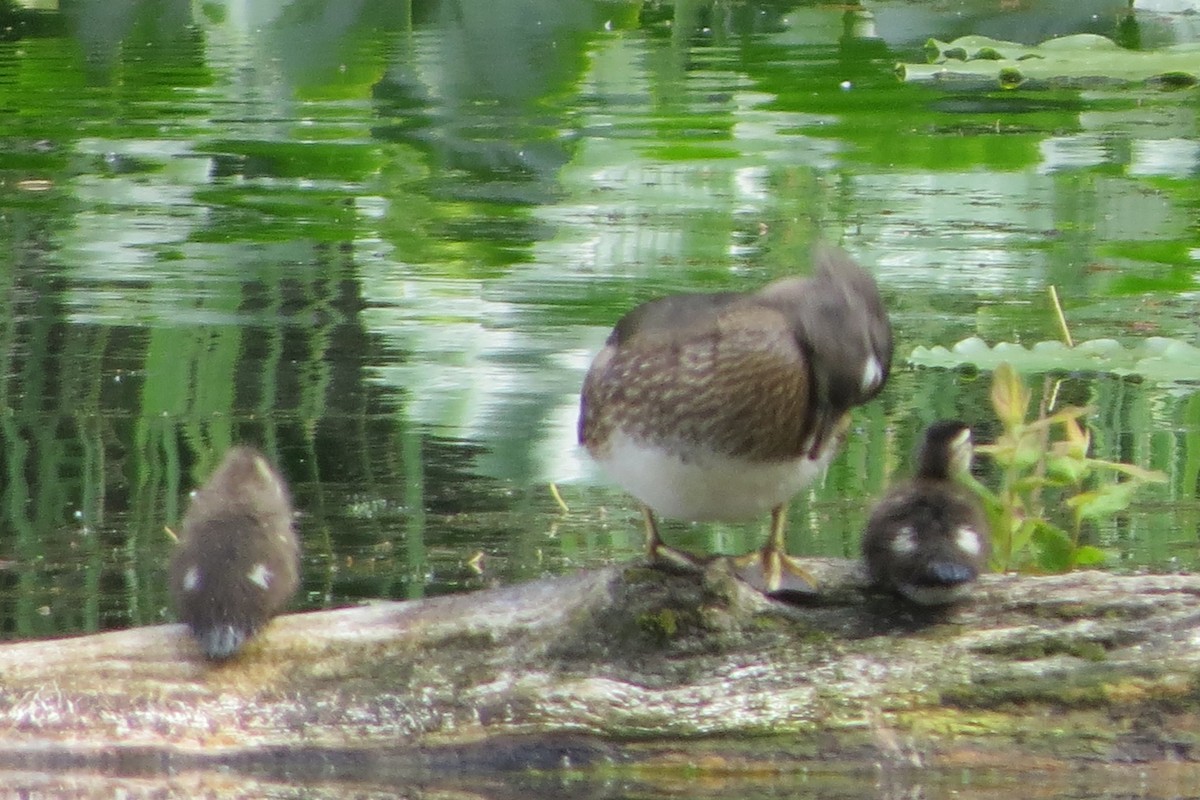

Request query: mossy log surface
[{"left": 2, "top": 559, "right": 1200, "bottom": 795}]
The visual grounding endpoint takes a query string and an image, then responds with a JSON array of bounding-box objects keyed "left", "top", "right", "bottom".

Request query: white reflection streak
[{"left": 1129, "top": 139, "right": 1200, "bottom": 177}]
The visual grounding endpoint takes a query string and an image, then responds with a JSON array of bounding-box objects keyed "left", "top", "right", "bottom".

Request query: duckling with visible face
[
  {"left": 169, "top": 446, "right": 300, "bottom": 660},
  {"left": 579, "top": 244, "right": 892, "bottom": 597},
  {"left": 862, "top": 420, "right": 990, "bottom": 606}
]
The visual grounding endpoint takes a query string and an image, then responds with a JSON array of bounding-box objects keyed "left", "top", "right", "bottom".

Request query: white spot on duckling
[
  {"left": 890, "top": 525, "right": 917, "bottom": 556},
  {"left": 247, "top": 563, "right": 273, "bottom": 590},
  {"left": 183, "top": 565, "right": 201, "bottom": 592},
  {"left": 955, "top": 526, "right": 982, "bottom": 557}
]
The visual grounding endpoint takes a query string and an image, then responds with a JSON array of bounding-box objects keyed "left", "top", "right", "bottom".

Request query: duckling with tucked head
[
  {"left": 862, "top": 420, "right": 990, "bottom": 605},
  {"left": 169, "top": 446, "right": 300, "bottom": 660},
  {"left": 579, "top": 244, "right": 892, "bottom": 596}
]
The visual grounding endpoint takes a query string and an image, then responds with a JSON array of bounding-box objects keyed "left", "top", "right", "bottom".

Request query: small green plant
[{"left": 967, "top": 362, "right": 1167, "bottom": 573}]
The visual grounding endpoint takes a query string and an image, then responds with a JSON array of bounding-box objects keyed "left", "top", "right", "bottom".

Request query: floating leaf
[
  {"left": 909, "top": 336, "right": 1200, "bottom": 385},
  {"left": 899, "top": 34, "right": 1200, "bottom": 89}
]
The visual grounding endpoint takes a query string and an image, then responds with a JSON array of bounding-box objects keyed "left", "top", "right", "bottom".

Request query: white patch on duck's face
[
  {"left": 955, "top": 526, "right": 982, "bottom": 557},
  {"left": 860, "top": 355, "right": 884, "bottom": 394},
  {"left": 247, "top": 563, "right": 273, "bottom": 590},
  {"left": 890, "top": 525, "right": 918, "bottom": 556},
  {"left": 183, "top": 565, "right": 201, "bottom": 592},
  {"left": 252, "top": 456, "right": 286, "bottom": 501},
  {"left": 952, "top": 428, "right": 974, "bottom": 473}
]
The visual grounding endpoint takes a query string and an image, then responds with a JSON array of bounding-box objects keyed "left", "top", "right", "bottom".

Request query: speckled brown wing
[{"left": 579, "top": 295, "right": 817, "bottom": 463}]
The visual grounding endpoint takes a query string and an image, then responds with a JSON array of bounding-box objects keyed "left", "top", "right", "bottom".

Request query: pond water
[
  {"left": 1, "top": 0, "right": 1199, "bottom": 794},
  {"left": 2, "top": 0, "right": 1198, "bottom": 632}
]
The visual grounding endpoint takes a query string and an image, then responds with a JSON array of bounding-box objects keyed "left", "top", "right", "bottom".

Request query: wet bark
[{"left": 2, "top": 559, "right": 1200, "bottom": 796}]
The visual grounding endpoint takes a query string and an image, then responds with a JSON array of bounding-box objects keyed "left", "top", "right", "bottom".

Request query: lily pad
[
  {"left": 898, "top": 34, "right": 1200, "bottom": 89},
  {"left": 908, "top": 336, "right": 1200, "bottom": 384}
]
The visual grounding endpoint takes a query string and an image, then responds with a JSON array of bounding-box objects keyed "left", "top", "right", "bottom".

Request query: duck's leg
[
  {"left": 642, "top": 505, "right": 703, "bottom": 571},
  {"left": 733, "top": 504, "right": 820, "bottom": 597}
]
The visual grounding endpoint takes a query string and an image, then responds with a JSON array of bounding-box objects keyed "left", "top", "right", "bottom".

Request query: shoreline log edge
[{"left": 1, "top": 559, "right": 1199, "bottom": 786}]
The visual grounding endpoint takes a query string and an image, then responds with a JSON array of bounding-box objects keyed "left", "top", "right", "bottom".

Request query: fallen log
[{"left": 1, "top": 558, "right": 1199, "bottom": 796}]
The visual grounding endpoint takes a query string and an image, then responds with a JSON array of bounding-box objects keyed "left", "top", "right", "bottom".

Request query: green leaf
[
  {"left": 1047, "top": 453, "right": 1089, "bottom": 485},
  {"left": 990, "top": 362, "right": 1030, "bottom": 429},
  {"left": 1012, "top": 474, "right": 1065, "bottom": 493},
  {"left": 1071, "top": 546, "right": 1109, "bottom": 568},
  {"left": 1009, "top": 517, "right": 1038, "bottom": 561},
  {"left": 1068, "top": 482, "right": 1137, "bottom": 520},
  {"left": 960, "top": 474, "right": 1002, "bottom": 508},
  {"left": 1085, "top": 459, "right": 1169, "bottom": 483},
  {"left": 1031, "top": 521, "right": 1074, "bottom": 573},
  {"left": 1057, "top": 414, "right": 1092, "bottom": 460},
  {"left": 1016, "top": 445, "right": 1045, "bottom": 472}
]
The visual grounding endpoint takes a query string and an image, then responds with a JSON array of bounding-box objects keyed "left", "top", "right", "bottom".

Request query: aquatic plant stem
[
  {"left": 1048, "top": 285, "right": 1073, "bottom": 348},
  {"left": 549, "top": 482, "right": 570, "bottom": 514}
]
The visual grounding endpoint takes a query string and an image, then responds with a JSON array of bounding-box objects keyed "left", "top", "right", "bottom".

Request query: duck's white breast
[{"left": 592, "top": 429, "right": 834, "bottom": 522}]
